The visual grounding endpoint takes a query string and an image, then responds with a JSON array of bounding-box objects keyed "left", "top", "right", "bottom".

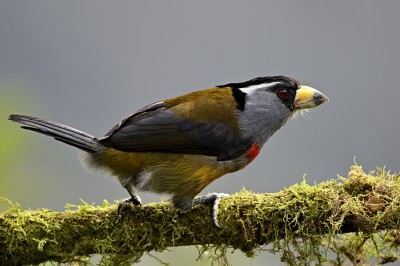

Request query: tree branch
[{"left": 1, "top": 165, "right": 400, "bottom": 265}]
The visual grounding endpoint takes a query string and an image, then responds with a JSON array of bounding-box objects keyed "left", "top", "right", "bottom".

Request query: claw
[
  {"left": 193, "top": 192, "right": 229, "bottom": 228},
  {"left": 115, "top": 194, "right": 142, "bottom": 224}
]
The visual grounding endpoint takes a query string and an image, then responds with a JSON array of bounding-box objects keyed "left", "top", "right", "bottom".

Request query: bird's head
[{"left": 219, "top": 76, "right": 328, "bottom": 145}]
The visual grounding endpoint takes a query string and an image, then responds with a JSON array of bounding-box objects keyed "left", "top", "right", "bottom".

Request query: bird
[{"left": 9, "top": 75, "right": 328, "bottom": 227}]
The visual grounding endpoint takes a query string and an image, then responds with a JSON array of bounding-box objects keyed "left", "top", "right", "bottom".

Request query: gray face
[{"left": 236, "top": 81, "right": 298, "bottom": 146}]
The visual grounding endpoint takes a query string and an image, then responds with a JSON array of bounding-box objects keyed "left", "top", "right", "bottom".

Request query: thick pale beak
[{"left": 294, "top": 85, "right": 328, "bottom": 109}]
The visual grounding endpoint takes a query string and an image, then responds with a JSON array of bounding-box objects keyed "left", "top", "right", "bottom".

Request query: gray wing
[{"left": 99, "top": 102, "right": 251, "bottom": 161}]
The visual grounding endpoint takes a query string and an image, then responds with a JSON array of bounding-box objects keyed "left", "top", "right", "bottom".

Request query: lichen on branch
[{"left": 1, "top": 164, "right": 400, "bottom": 265}]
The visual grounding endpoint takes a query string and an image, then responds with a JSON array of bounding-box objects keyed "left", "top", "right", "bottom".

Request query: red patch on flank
[{"left": 246, "top": 144, "right": 260, "bottom": 164}]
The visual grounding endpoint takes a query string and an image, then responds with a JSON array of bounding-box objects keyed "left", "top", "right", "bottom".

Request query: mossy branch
[{"left": 2, "top": 165, "right": 400, "bottom": 265}]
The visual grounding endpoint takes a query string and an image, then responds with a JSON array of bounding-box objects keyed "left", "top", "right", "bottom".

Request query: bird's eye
[{"left": 278, "top": 88, "right": 290, "bottom": 100}]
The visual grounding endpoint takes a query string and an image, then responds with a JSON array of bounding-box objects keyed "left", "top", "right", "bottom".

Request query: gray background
[{"left": 1, "top": 1, "right": 399, "bottom": 265}]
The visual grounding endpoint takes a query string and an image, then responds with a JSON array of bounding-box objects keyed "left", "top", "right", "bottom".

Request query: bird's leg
[{"left": 192, "top": 192, "right": 229, "bottom": 228}]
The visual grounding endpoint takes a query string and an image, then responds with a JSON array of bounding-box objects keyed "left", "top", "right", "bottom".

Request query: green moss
[{"left": 1, "top": 164, "right": 400, "bottom": 265}]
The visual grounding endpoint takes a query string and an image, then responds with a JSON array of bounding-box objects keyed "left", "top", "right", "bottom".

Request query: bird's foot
[
  {"left": 192, "top": 192, "right": 229, "bottom": 228},
  {"left": 115, "top": 194, "right": 142, "bottom": 223}
]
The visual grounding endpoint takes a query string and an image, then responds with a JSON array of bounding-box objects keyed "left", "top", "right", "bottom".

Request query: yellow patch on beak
[{"left": 294, "top": 85, "right": 328, "bottom": 109}]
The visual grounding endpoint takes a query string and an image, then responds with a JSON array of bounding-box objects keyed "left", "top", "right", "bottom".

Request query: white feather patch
[
  {"left": 239, "top": 82, "right": 280, "bottom": 94},
  {"left": 135, "top": 170, "right": 153, "bottom": 190}
]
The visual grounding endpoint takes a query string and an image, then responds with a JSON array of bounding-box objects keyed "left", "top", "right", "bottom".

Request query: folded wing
[{"left": 99, "top": 101, "right": 251, "bottom": 161}]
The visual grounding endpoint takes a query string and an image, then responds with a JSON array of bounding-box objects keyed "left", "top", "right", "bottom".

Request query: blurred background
[{"left": 1, "top": 1, "right": 400, "bottom": 265}]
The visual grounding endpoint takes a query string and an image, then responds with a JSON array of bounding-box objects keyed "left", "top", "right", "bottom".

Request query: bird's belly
[{"left": 88, "top": 148, "right": 248, "bottom": 196}]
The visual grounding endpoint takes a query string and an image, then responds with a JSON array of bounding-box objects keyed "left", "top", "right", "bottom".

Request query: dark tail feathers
[{"left": 9, "top": 114, "right": 99, "bottom": 153}]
